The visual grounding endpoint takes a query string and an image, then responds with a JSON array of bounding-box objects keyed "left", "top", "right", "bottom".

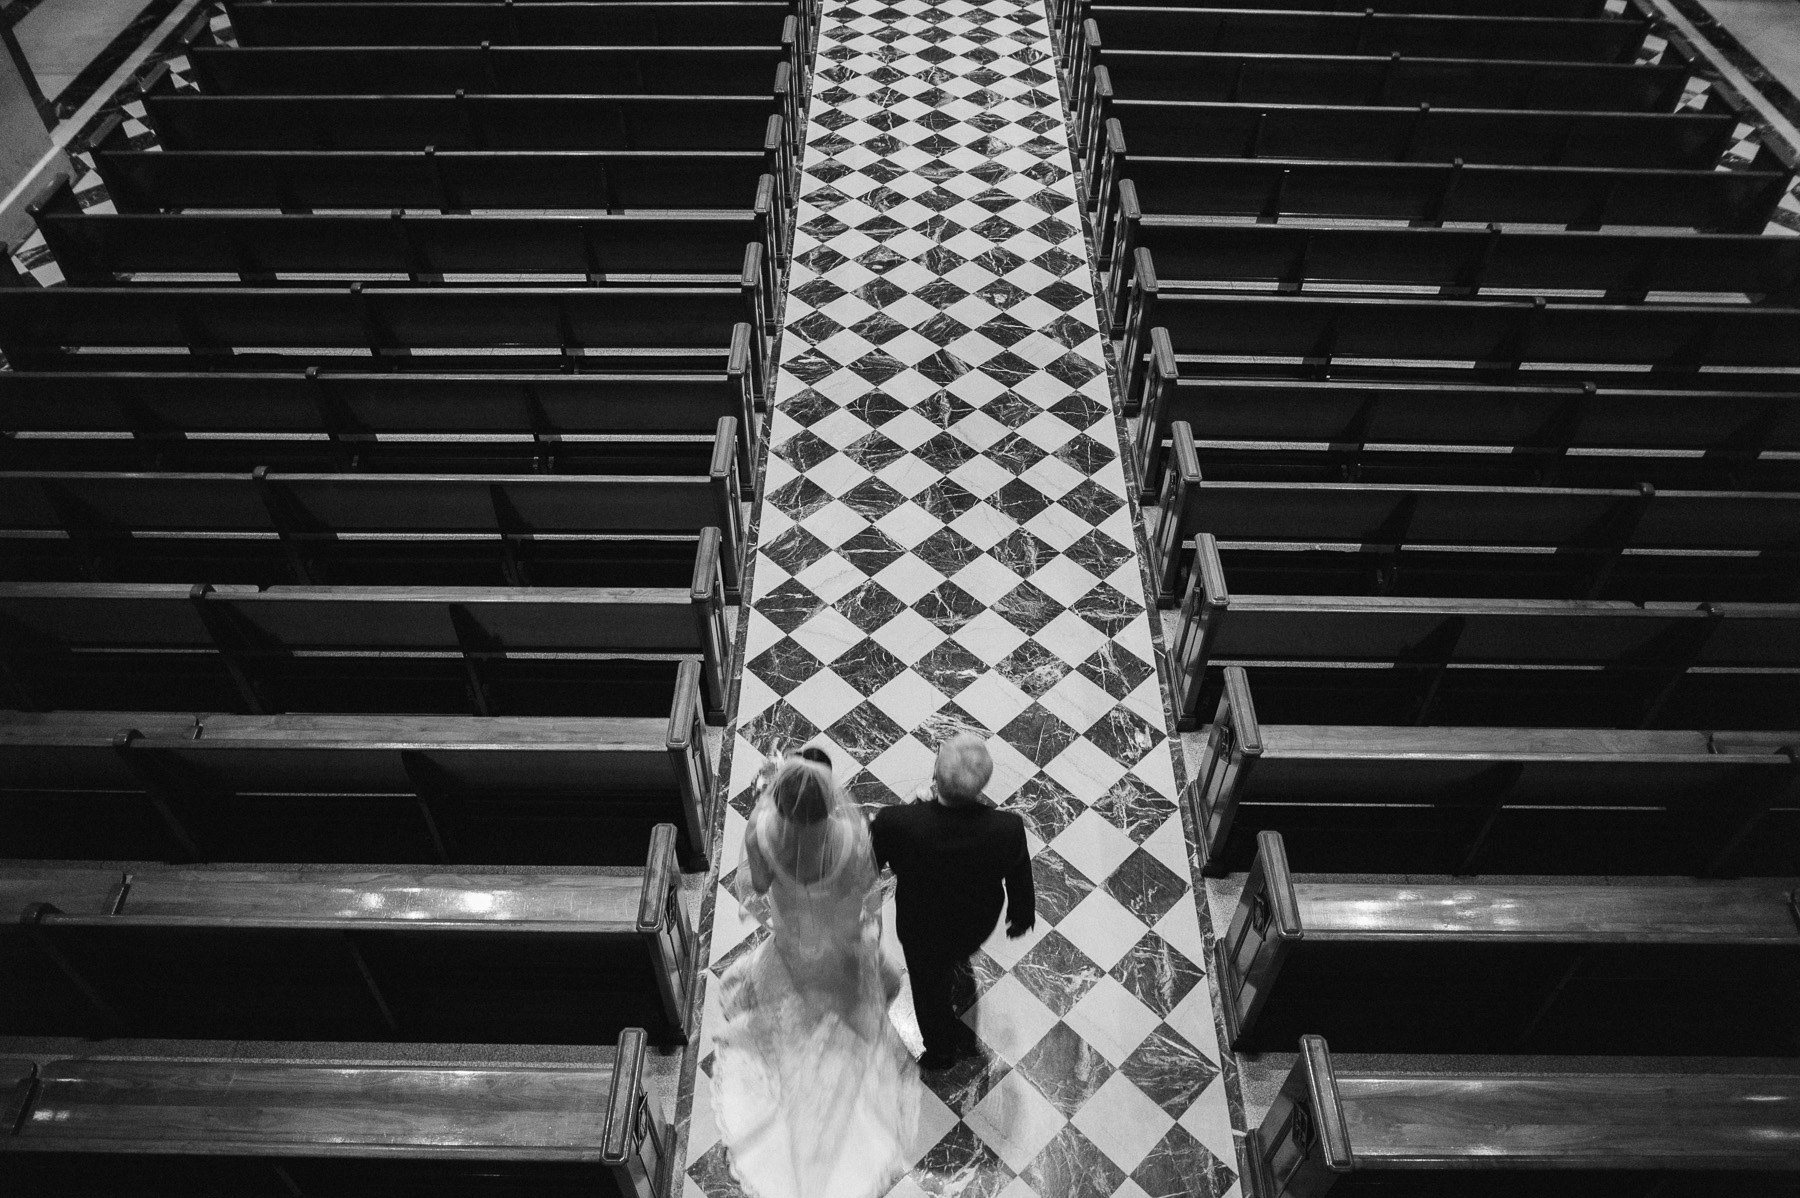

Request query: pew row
[
  {"left": 0, "top": 424, "right": 746, "bottom": 595},
  {"left": 1149, "top": 423, "right": 1800, "bottom": 608},
  {"left": 0, "top": 1036, "right": 669, "bottom": 1197},
  {"left": 0, "top": 571, "right": 732, "bottom": 722},
  {"left": 1245, "top": 1037, "right": 1800, "bottom": 1197},
  {"left": 0, "top": 364, "right": 762, "bottom": 480},
  {"left": 1217, "top": 831, "right": 1800, "bottom": 1054},
  {"left": 1167, "top": 535, "right": 1800, "bottom": 726},
  {"left": 0, "top": 826, "right": 691, "bottom": 1043},
  {"left": 228, "top": 0, "right": 792, "bottom": 45},
  {"left": 1130, "top": 349, "right": 1800, "bottom": 501},
  {"left": 1188, "top": 667, "right": 1800, "bottom": 876},
  {"left": 1117, "top": 290, "right": 1800, "bottom": 409},
  {"left": 0, "top": 674, "right": 715, "bottom": 866},
  {"left": 1106, "top": 228, "right": 1800, "bottom": 334}
]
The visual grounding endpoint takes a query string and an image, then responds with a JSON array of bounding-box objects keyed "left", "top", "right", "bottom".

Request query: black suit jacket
[{"left": 870, "top": 797, "right": 1035, "bottom": 960}]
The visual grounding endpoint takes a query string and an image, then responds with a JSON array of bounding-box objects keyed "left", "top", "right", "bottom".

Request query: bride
[{"left": 713, "top": 748, "right": 921, "bottom": 1198}]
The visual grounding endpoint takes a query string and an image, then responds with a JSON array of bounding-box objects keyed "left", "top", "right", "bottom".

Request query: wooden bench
[
  {"left": 0, "top": 568, "right": 732, "bottom": 721},
  {"left": 229, "top": 0, "right": 792, "bottom": 46},
  {"left": 29, "top": 181, "right": 781, "bottom": 338},
  {"left": 1106, "top": 228, "right": 1800, "bottom": 331},
  {"left": 0, "top": 1035, "right": 669, "bottom": 1197},
  {"left": 1131, "top": 366, "right": 1800, "bottom": 504},
  {"left": 0, "top": 361, "right": 761, "bottom": 480},
  {"left": 1189, "top": 667, "right": 1800, "bottom": 875},
  {"left": 0, "top": 665, "right": 715, "bottom": 866},
  {"left": 1216, "top": 831, "right": 1800, "bottom": 1054},
  {"left": 190, "top": 44, "right": 792, "bottom": 96},
  {"left": 0, "top": 433, "right": 746, "bottom": 595},
  {"left": 1166, "top": 533, "right": 1800, "bottom": 727},
  {"left": 1118, "top": 290, "right": 1800, "bottom": 409},
  {"left": 1245, "top": 1037, "right": 1800, "bottom": 1197},
  {"left": 1069, "top": 44, "right": 1689, "bottom": 155},
  {"left": 1091, "top": 151, "right": 1790, "bottom": 246},
  {"left": 1083, "top": 95, "right": 1734, "bottom": 195},
  {"left": 0, "top": 286, "right": 767, "bottom": 387},
  {"left": 0, "top": 825, "right": 692, "bottom": 1043},
  {"left": 1080, "top": 6, "right": 1648, "bottom": 62}
]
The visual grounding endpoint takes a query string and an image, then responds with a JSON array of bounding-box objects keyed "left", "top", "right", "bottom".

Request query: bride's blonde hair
[{"left": 769, "top": 757, "right": 834, "bottom": 826}]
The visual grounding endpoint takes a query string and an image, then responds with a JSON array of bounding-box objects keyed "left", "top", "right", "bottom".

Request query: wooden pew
[
  {"left": 228, "top": 0, "right": 793, "bottom": 46},
  {"left": 1117, "top": 290, "right": 1800, "bottom": 408},
  {"left": 1189, "top": 668, "right": 1800, "bottom": 875},
  {"left": 0, "top": 825, "right": 692, "bottom": 1043},
  {"left": 1216, "top": 832, "right": 1800, "bottom": 1054},
  {"left": 142, "top": 92, "right": 788, "bottom": 153},
  {"left": 0, "top": 361, "right": 762, "bottom": 480},
  {"left": 1131, "top": 365, "right": 1800, "bottom": 503},
  {"left": 29, "top": 180, "right": 781, "bottom": 337},
  {"left": 0, "top": 432, "right": 746, "bottom": 595},
  {"left": 1068, "top": 44, "right": 1688, "bottom": 155},
  {"left": 0, "top": 567, "right": 733, "bottom": 721},
  {"left": 1164, "top": 532, "right": 1800, "bottom": 727},
  {"left": 1244, "top": 1037, "right": 1800, "bottom": 1197},
  {"left": 1084, "top": 94, "right": 1734, "bottom": 192},
  {"left": 1092, "top": 151, "right": 1789, "bottom": 246},
  {"left": 189, "top": 43, "right": 792, "bottom": 96},
  {"left": 1106, "top": 230, "right": 1800, "bottom": 331},
  {"left": 0, "top": 1035, "right": 669, "bottom": 1197},
  {"left": 0, "top": 286, "right": 767, "bottom": 385},
  {"left": 1080, "top": 7, "right": 1648, "bottom": 62},
  {"left": 0, "top": 667, "right": 715, "bottom": 866}
]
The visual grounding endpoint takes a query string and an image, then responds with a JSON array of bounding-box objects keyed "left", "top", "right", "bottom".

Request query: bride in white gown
[{"left": 713, "top": 750, "right": 921, "bottom": 1198}]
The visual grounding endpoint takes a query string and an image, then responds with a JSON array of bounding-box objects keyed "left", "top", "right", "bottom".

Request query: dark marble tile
[
  {"left": 981, "top": 391, "right": 1041, "bottom": 429},
  {"left": 1059, "top": 478, "right": 1127, "bottom": 524},
  {"left": 841, "top": 475, "right": 908, "bottom": 521},
  {"left": 1120, "top": 1023, "right": 1218, "bottom": 1118},
  {"left": 992, "top": 581, "right": 1063, "bottom": 636},
  {"left": 845, "top": 768, "right": 903, "bottom": 812},
  {"left": 784, "top": 347, "right": 839, "bottom": 387},
  {"left": 1104, "top": 848, "right": 1188, "bottom": 927},
  {"left": 851, "top": 311, "right": 909, "bottom": 345},
  {"left": 1071, "top": 583, "right": 1142, "bottom": 636},
  {"left": 919, "top": 311, "right": 974, "bottom": 348},
  {"left": 913, "top": 640, "right": 987, "bottom": 698},
  {"left": 989, "top": 477, "right": 1056, "bottom": 523},
  {"left": 978, "top": 350, "right": 1037, "bottom": 388},
  {"left": 737, "top": 702, "right": 821, "bottom": 760},
  {"left": 1130, "top": 1125, "right": 1236, "bottom": 1198},
  {"left": 1004, "top": 772, "right": 1085, "bottom": 844},
  {"left": 995, "top": 638, "right": 1070, "bottom": 699},
  {"left": 1029, "top": 846, "right": 1096, "bottom": 925},
  {"left": 915, "top": 526, "right": 986, "bottom": 575},
  {"left": 755, "top": 578, "right": 826, "bottom": 635},
  {"left": 1055, "top": 432, "right": 1117, "bottom": 474},
  {"left": 767, "top": 475, "right": 833, "bottom": 522},
  {"left": 1076, "top": 640, "right": 1154, "bottom": 701},
  {"left": 831, "top": 637, "right": 910, "bottom": 696},
  {"left": 975, "top": 278, "right": 1031, "bottom": 310},
  {"left": 834, "top": 579, "right": 910, "bottom": 634},
  {"left": 854, "top": 276, "right": 909, "bottom": 310},
  {"left": 1022, "top": 1124, "right": 1128, "bottom": 1198},
  {"left": 1049, "top": 393, "right": 1111, "bottom": 430},
  {"left": 1014, "top": 1022, "right": 1115, "bottom": 1118},
  {"left": 775, "top": 427, "right": 838, "bottom": 473},
  {"left": 961, "top": 947, "right": 1006, "bottom": 1014},
  {"left": 780, "top": 387, "right": 840, "bottom": 427},
  {"left": 825, "top": 699, "right": 910, "bottom": 765},
  {"left": 912, "top": 1121, "right": 1013, "bottom": 1198},
  {"left": 687, "top": 1140, "right": 752, "bottom": 1198},
  {"left": 916, "top": 280, "right": 973, "bottom": 313},
  {"left": 1012, "top": 929, "right": 1104, "bottom": 1017},
  {"left": 987, "top": 528, "right": 1057, "bottom": 578},
  {"left": 791, "top": 313, "right": 847, "bottom": 349},
  {"left": 917, "top": 430, "right": 982, "bottom": 472},
  {"left": 848, "top": 348, "right": 909, "bottom": 385},
  {"left": 1090, "top": 775, "right": 1179, "bottom": 845},
  {"left": 914, "top": 580, "right": 986, "bottom": 632},
  {"left": 837, "top": 525, "right": 909, "bottom": 576},
  {"left": 922, "top": 1040, "right": 1011, "bottom": 1117},
  {"left": 986, "top": 431, "right": 1051, "bottom": 476},
  {"left": 845, "top": 388, "right": 909, "bottom": 431},
  {"left": 999, "top": 703, "right": 1079, "bottom": 768},
  {"left": 746, "top": 637, "right": 825, "bottom": 697},
  {"left": 1110, "top": 932, "right": 1204, "bottom": 1020},
  {"left": 914, "top": 702, "right": 992, "bottom": 747},
  {"left": 1082, "top": 706, "right": 1161, "bottom": 768}
]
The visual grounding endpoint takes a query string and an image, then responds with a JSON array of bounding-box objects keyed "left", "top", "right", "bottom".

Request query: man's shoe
[{"left": 918, "top": 1049, "right": 958, "bottom": 1071}]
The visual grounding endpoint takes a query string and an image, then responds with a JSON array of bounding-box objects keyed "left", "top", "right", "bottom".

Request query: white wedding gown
[{"left": 713, "top": 796, "right": 920, "bottom": 1198}]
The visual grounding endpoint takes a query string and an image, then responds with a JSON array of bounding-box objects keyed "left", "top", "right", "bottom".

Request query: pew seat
[
  {"left": 1217, "top": 831, "right": 1800, "bottom": 1054},
  {"left": 0, "top": 571, "right": 732, "bottom": 721},
  {"left": 1246, "top": 1037, "right": 1800, "bottom": 1197},
  {"left": 0, "top": 825, "right": 691, "bottom": 1042},
  {"left": 0, "top": 671, "right": 714, "bottom": 866},
  {"left": 0, "top": 1035, "right": 667, "bottom": 1197},
  {"left": 229, "top": 0, "right": 794, "bottom": 46},
  {"left": 1188, "top": 667, "right": 1800, "bottom": 875}
]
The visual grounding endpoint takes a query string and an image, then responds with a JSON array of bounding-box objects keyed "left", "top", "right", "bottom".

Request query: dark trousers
[{"left": 903, "top": 942, "right": 977, "bottom": 1057}]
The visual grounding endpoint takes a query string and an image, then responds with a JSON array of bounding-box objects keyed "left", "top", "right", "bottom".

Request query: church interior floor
[{"left": 676, "top": 1, "right": 1245, "bottom": 1194}]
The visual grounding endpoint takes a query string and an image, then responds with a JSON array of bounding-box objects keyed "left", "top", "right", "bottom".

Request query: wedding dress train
[{"left": 713, "top": 794, "right": 920, "bottom": 1198}]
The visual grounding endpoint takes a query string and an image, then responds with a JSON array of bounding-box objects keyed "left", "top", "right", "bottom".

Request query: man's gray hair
[{"left": 935, "top": 732, "right": 993, "bottom": 804}]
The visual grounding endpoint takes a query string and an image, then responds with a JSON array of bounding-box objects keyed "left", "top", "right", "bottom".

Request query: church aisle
[{"left": 677, "top": 1, "right": 1242, "bottom": 1195}]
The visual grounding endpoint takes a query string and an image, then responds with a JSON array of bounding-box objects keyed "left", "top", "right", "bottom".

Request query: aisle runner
[{"left": 679, "top": 1, "right": 1241, "bottom": 1194}]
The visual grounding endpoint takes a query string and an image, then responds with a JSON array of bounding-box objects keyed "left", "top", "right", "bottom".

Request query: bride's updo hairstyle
[{"left": 769, "top": 756, "right": 834, "bottom": 826}]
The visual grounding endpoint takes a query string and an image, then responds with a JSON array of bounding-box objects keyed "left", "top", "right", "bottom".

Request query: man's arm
[
  {"left": 869, "top": 805, "right": 894, "bottom": 872},
  {"left": 1002, "top": 816, "right": 1035, "bottom": 937}
]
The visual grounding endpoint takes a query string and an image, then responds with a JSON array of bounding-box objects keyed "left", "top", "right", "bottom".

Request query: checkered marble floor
[{"left": 677, "top": 1, "right": 1242, "bottom": 1196}]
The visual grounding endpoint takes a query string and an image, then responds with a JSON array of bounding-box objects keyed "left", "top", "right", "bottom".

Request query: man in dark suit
[{"left": 870, "top": 732, "right": 1036, "bottom": 1070}]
